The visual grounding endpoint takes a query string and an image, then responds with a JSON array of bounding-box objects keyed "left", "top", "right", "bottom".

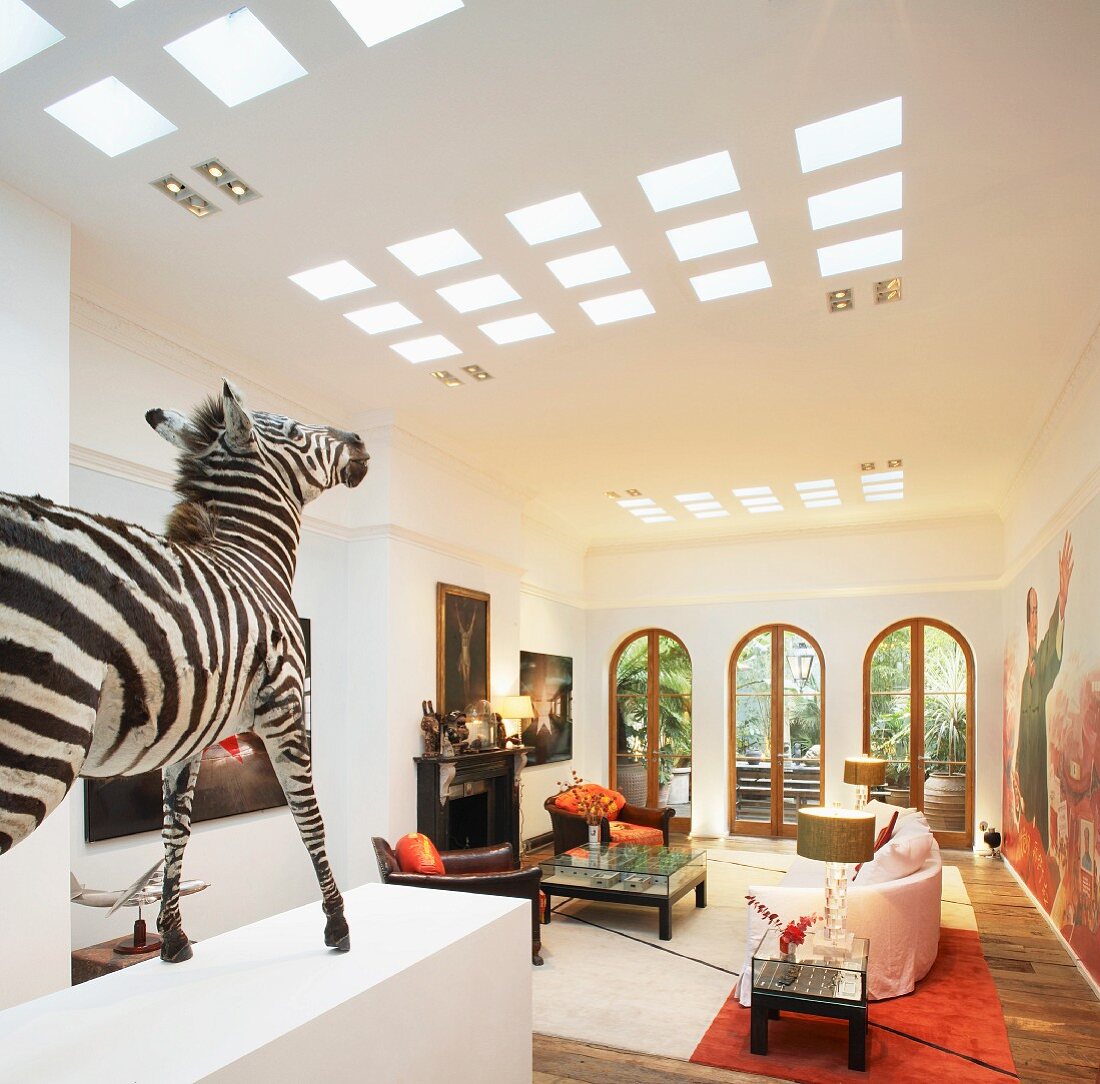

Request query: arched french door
[
  {"left": 863, "top": 618, "right": 975, "bottom": 849},
  {"left": 729, "top": 625, "right": 825, "bottom": 837},
  {"left": 609, "top": 629, "right": 692, "bottom": 832}
]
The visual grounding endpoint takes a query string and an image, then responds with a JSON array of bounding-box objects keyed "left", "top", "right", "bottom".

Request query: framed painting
[
  {"left": 84, "top": 618, "right": 312, "bottom": 842},
  {"left": 437, "top": 583, "right": 490, "bottom": 716},
  {"left": 519, "top": 651, "right": 573, "bottom": 766}
]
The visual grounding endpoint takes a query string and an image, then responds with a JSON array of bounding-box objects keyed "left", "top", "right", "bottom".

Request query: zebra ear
[
  {"left": 146, "top": 408, "right": 203, "bottom": 451},
  {"left": 221, "top": 380, "right": 254, "bottom": 451}
]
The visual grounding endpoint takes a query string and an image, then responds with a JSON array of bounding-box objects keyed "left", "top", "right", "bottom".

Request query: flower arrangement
[
  {"left": 746, "top": 894, "right": 819, "bottom": 954},
  {"left": 556, "top": 770, "right": 618, "bottom": 826}
]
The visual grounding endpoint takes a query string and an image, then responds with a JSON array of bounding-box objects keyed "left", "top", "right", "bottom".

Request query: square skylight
[
  {"left": 345, "top": 302, "right": 420, "bottom": 335},
  {"left": 862, "top": 481, "right": 904, "bottom": 494},
  {"left": 390, "top": 335, "right": 461, "bottom": 363},
  {"left": 733, "top": 486, "right": 772, "bottom": 498},
  {"left": 795, "top": 478, "right": 836, "bottom": 493},
  {"left": 289, "top": 260, "right": 374, "bottom": 300},
  {"left": 327, "top": 0, "right": 463, "bottom": 46},
  {"left": 388, "top": 228, "right": 481, "bottom": 276},
  {"left": 741, "top": 496, "right": 780, "bottom": 507},
  {"left": 803, "top": 497, "right": 841, "bottom": 508},
  {"left": 641, "top": 515, "right": 675, "bottom": 524},
  {"left": 618, "top": 498, "right": 654, "bottom": 509},
  {"left": 2, "top": 1, "right": 63, "bottom": 75},
  {"left": 795, "top": 97, "right": 903, "bottom": 173},
  {"left": 479, "top": 313, "right": 553, "bottom": 345},
  {"left": 436, "top": 274, "right": 519, "bottom": 313},
  {"left": 506, "top": 192, "right": 601, "bottom": 245},
  {"left": 631, "top": 506, "right": 666, "bottom": 517},
  {"left": 675, "top": 492, "right": 713, "bottom": 503},
  {"left": 109, "top": 0, "right": 139, "bottom": 6},
  {"left": 691, "top": 261, "right": 772, "bottom": 302},
  {"left": 637, "top": 151, "right": 740, "bottom": 212},
  {"left": 817, "top": 230, "right": 902, "bottom": 277},
  {"left": 865, "top": 491, "right": 904, "bottom": 502},
  {"left": 580, "top": 289, "right": 654, "bottom": 326},
  {"left": 44, "top": 77, "right": 176, "bottom": 157},
  {"left": 546, "top": 246, "right": 629, "bottom": 288},
  {"left": 808, "top": 172, "right": 902, "bottom": 231},
  {"left": 686, "top": 501, "right": 722, "bottom": 512},
  {"left": 694, "top": 509, "right": 730, "bottom": 519},
  {"left": 748, "top": 504, "right": 783, "bottom": 514},
  {"left": 164, "top": 9, "right": 306, "bottom": 108},
  {"left": 861, "top": 470, "right": 903, "bottom": 484},
  {"left": 666, "top": 211, "right": 757, "bottom": 262}
]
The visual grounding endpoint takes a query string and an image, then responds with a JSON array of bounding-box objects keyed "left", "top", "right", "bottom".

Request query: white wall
[{"left": 0, "top": 180, "right": 72, "bottom": 1008}]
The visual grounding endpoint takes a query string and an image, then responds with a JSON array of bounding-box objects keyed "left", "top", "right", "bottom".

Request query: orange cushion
[
  {"left": 394, "top": 833, "right": 445, "bottom": 875},
  {"left": 608, "top": 821, "right": 663, "bottom": 845},
  {"left": 553, "top": 783, "right": 626, "bottom": 818}
]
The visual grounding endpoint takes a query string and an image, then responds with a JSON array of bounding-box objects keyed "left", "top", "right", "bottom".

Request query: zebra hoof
[
  {"left": 324, "top": 912, "right": 350, "bottom": 952},
  {"left": 331, "top": 933, "right": 351, "bottom": 953},
  {"left": 161, "top": 932, "right": 193, "bottom": 963}
]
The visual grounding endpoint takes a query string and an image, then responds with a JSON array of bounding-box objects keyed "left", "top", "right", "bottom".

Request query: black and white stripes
[{"left": 0, "top": 380, "right": 368, "bottom": 961}]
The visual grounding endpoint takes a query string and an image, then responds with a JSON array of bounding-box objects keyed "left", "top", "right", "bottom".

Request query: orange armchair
[{"left": 543, "top": 789, "right": 673, "bottom": 853}]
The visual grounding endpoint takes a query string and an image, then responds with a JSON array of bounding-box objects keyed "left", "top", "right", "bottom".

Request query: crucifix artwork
[{"left": 437, "top": 583, "right": 491, "bottom": 716}]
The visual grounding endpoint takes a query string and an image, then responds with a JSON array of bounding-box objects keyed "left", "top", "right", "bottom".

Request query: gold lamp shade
[
  {"left": 797, "top": 806, "right": 876, "bottom": 864},
  {"left": 843, "top": 756, "right": 887, "bottom": 787},
  {"left": 492, "top": 695, "right": 535, "bottom": 720}
]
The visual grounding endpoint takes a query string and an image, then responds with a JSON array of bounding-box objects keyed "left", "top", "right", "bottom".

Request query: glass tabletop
[
  {"left": 753, "top": 927, "right": 868, "bottom": 971},
  {"left": 542, "top": 843, "right": 705, "bottom": 877}
]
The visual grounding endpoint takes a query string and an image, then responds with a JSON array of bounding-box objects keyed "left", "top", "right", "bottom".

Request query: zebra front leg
[
  {"left": 255, "top": 714, "right": 349, "bottom": 953},
  {"left": 158, "top": 756, "right": 202, "bottom": 963}
]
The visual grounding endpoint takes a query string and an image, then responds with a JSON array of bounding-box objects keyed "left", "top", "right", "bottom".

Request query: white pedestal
[{"left": 0, "top": 884, "right": 531, "bottom": 1083}]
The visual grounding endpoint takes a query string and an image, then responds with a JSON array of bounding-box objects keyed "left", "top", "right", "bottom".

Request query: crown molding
[
  {"left": 519, "top": 581, "right": 587, "bottom": 610},
  {"left": 348, "top": 522, "right": 525, "bottom": 577}
]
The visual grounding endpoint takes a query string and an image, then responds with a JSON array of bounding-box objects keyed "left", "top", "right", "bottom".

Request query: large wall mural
[{"left": 1003, "top": 514, "right": 1100, "bottom": 983}]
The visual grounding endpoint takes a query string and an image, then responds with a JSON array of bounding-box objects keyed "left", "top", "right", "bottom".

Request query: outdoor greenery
[{"left": 733, "top": 631, "right": 821, "bottom": 757}]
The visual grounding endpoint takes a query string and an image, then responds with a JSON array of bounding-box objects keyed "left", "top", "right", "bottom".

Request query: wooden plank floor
[{"left": 531, "top": 834, "right": 1100, "bottom": 1084}]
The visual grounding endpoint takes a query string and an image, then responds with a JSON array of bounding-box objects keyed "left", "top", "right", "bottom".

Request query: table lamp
[
  {"left": 797, "top": 805, "right": 875, "bottom": 954},
  {"left": 492, "top": 695, "right": 535, "bottom": 739},
  {"left": 843, "top": 756, "right": 887, "bottom": 810}
]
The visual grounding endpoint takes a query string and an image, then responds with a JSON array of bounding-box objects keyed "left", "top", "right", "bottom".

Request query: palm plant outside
[{"left": 734, "top": 631, "right": 821, "bottom": 757}]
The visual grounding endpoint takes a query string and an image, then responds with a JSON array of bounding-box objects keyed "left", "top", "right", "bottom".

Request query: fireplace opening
[{"left": 448, "top": 790, "right": 489, "bottom": 850}]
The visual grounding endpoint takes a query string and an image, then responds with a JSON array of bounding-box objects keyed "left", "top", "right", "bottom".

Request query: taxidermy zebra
[{"left": 0, "top": 381, "right": 368, "bottom": 962}]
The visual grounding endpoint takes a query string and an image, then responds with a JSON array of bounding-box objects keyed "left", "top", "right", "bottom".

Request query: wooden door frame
[
  {"left": 608, "top": 628, "right": 693, "bottom": 832},
  {"left": 862, "top": 617, "right": 975, "bottom": 850},
  {"left": 728, "top": 624, "right": 826, "bottom": 839}
]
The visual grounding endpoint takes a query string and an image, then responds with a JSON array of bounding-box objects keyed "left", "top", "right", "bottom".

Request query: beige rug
[{"left": 532, "top": 849, "right": 973, "bottom": 1060}]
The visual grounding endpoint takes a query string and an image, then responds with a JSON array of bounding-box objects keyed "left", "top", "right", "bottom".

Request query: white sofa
[{"left": 735, "top": 803, "right": 942, "bottom": 1004}]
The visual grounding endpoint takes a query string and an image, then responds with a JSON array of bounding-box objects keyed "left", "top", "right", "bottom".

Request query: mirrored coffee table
[{"left": 539, "top": 843, "right": 707, "bottom": 940}]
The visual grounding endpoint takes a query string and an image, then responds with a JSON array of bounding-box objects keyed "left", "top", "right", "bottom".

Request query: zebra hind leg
[
  {"left": 157, "top": 756, "right": 202, "bottom": 963},
  {"left": 255, "top": 714, "right": 349, "bottom": 953}
]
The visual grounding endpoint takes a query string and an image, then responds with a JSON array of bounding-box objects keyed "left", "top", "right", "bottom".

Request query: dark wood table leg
[
  {"left": 695, "top": 877, "right": 707, "bottom": 908},
  {"left": 848, "top": 1009, "right": 867, "bottom": 1071},
  {"left": 659, "top": 902, "right": 672, "bottom": 941},
  {"left": 542, "top": 892, "right": 552, "bottom": 925},
  {"left": 750, "top": 1004, "right": 768, "bottom": 1055}
]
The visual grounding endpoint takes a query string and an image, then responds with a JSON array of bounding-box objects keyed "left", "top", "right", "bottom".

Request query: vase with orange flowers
[
  {"left": 746, "top": 894, "right": 819, "bottom": 957},
  {"left": 555, "top": 770, "right": 618, "bottom": 846}
]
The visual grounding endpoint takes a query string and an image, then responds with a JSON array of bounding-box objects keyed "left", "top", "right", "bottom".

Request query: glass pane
[
  {"left": 615, "top": 754, "right": 648, "bottom": 806},
  {"left": 615, "top": 694, "right": 647, "bottom": 756},
  {"left": 783, "top": 693, "right": 821, "bottom": 759},
  {"left": 870, "top": 626, "right": 911, "bottom": 693},
  {"left": 783, "top": 630, "right": 820, "bottom": 696},
  {"left": 870, "top": 692, "right": 910, "bottom": 805},
  {"left": 782, "top": 748, "right": 821, "bottom": 825},
  {"left": 657, "top": 634, "right": 692, "bottom": 695},
  {"left": 735, "top": 693, "right": 771, "bottom": 823},
  {"left": 614, "top": 634, "right": 649, "bottom": 693},
  {"left": 657, "top": 754, "right": 692, "bottom": 819},
  {"left": 736, "top": 695, "right": 771, "bottom": 758},
  {"left": 735, "top": 632, "right": 772, "bottom": 693},
  {"left": 924, "top": 626, "right": 968, "bottom": 694},
  {"left": 658, "top": 693, "right": 691, "bottom": 756}
]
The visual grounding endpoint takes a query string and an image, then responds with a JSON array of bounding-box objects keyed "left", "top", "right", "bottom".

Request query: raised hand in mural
[{"left": 1058, "top": 532, "right": 1074, "bottom": 619}]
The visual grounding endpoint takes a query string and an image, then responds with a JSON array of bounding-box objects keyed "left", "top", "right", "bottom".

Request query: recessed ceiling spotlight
[
  {"left": 618, "top": 498, "right": 653, "bottom": 508},
  {"left": 345, "top": 301, "right": 421, "bottom": 335},
  {"left": 605, "top": 491, "right": 621, "bottom": 499},
  {"left": 2, "top": 1, "right": 63, "bottom": 75},
  {"left": 691, "top": 261, "right": 772, "bottom": 302},
  {"left": 861, "top": 461, "right": 876, "bottom": 472},
  {"left": 437, "top": 274, "right": 519, "bottom": 313},
  {"left": 808, "top": 172, "right": 903, "bottom": 231},
  {"left": 164, "top": 8, "right": 306, "bottom": 107},
  {"left": 431, "top": 369, "right": 462, "bottom": 387},
  {"left": 675, "top": 492, "right": 714, "bottom": 503},
  {"left": 887, "top": 458, "right": 903, "bottom": 469},
  {"left": 150, "top": 175, "right": 219, "bottom": 218},
  {"left": 795, "top": 97, "right": 902, "bottom": 173},
  {"left": 875, "top": 277, "right": 903, "bottom": 304},
  {"left": 45, "top": 77, "right": 177, "bottom": 157},
  {"left": 637, "top": 151, "right": 740, "bottom": 212},
  {"left": 624, "top": 489, "right": 643, "bottom": 497},
  {"left": 326, "top": 0, "right": 463, "bottom": 48},
  {"left": 580, "top": 289, "right": 654, "bottom": 326},
  {"left": 391, "top": 334, "right": 461, "bottom": 363},
  {"left": 817, "top": 230, "right": 902, "bottom": 278},
  {"left": 506, "top": 192, "right": 600, "bottom": 245},
  {"left": 546, "top": 246, "right": 629, "bottom": 289},
  {"left": 478, "top": 313, "right": 553, "bottom": 345},
  {"left": 462, "top": 364, "right": 493, "bottom": 381},
  {"left": 193, "top": 159, "right": 259, "bottom": 204},
  {"left": 388, "top": 229, "right": 481, "bottom": 276},
  {"left": 666, "top": 211, "right": 758, "bottom": 262},
  {"left": 827, "top": 288, "right": 853, "bottom": 313},
  {"left": 289, "top": 260, "right": 374, "bottom": 300}
]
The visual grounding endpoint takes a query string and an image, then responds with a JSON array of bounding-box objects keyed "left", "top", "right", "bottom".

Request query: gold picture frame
[{"left": 436, "top": 583, "right": 491, "bottom": 716}]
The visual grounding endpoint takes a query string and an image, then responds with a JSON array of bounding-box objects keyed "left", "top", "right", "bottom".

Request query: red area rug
[{"left": 691, "top": 928, "right": 1017, "bottom": 1082}]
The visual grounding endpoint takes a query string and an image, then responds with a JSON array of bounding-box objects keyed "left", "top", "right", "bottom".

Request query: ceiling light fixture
[
  {"left": 817, "top": 230, "right": 902, "bottom": 277},
  {"left": 388, "top": 228, "right": 481, "bottom": 276},
  {"left": 478, "top": 313, "right": 553, "bottom": 345},
  {"left": 618, "top": 498, "right": 653, "bottom": 508},
  {"left": 733, "top": 486, "right": 773, "bottom": 498},
  {"left": 45, "top": 77, "right": 177, "bottom": 157},
  {"left": 795, "top": 96, "right": 902, "bottom": 173},
  {"left": 637, "top": 150, "right": 740, "bottom": 212},
  {"left": 861, "top": 470, "right": 903, "bottom": 484},
  {"left": 666, "top": 211, "right": 758, "bottom": 262},
  {"left": 431, "top": 369, "right": 462, "bottom": 387},
  {"left": 345, "top": 301, "right": 421, "bottom": 335},
  {"left": 675, "top": 492, "right": 713, "bottom": 503},
  {"left": 462, "top": 364, "right": 493, "bottom": 381},
  {"left": 795, "top": 479, "right": 837, "bottom": 493},
  {"left": 437, "top": 274, "right": 519, "bottom": 313},
  {"left": 641, "top": 515, "right": 675, "bottom": 524},
  {"left": 685, "top": 501, "right": 722, "bottom": 512},
  {"left": 625, "top": 489, "right": 643, "bottom": 497},
  {"left": 887, "top": 458, "right": 903, "bottom": 469},
  {"left": 579, "top": 289, "right": 655, "bottom": 325},
  {"left": 748, "top": 505, "right": 784, "bottom": 514},
  {"left": 165, "top": 179, "right": 182, "bottom": 194},
  {"left": 827, "top": 287, "right": 853, "bottom": 313},
  {"left": 803, "top": 498, "right": 841, "bottom": 509},
  {"left": 631, "top": 506, "right": 666, "bottom": 517},
  {"left": 391, "top": 334, "right": 461, "bottom": 363},
  {"left": 865, "top": 491, "right": 904, "bottom": 503},
  {"left": 605, "top": 491, "right": 621, "bottom": 499},
  {"left": 694, "top": 509, "right": 730, "bottom": 519},
  {"left": 193, "top": 159, "right": 260, "bottom": 204},
  {"left": 289, "top": 260, "right": 374, "bottom": 300},
  {"left": 2, "top": 0, "right": 63, "bottom": 75},
  {"left": 861, "top": 461, "right": 876, "bottom": 472},
  {"left": 875, "top": 277, "right": 903, "bottom": 304},
  {"left": 740, "top": 495, "right": 781, "bottom": 507},
  {"left": 151, "top": 175, "right": 219, "bottom": 218},
  {"left": 164, "top": 8, "right": 306, "bottom": 107},
  {"left": 545, "top": 246, "right": 629, "bottom": 289},
  {"left": 506, "top": 192, "right": 600, "bottom": 245},
  {"left": 326, "top": 0, "right": 463, "bottom": 48},
  {"left": 691, "top": 261, "right": 772, "bottom": 301},
  {"left": 862, "top": 481, "right": 904, "bottom": 494},
  {"left": 808, "top": 172, "right": 903, "bottom": 230}
]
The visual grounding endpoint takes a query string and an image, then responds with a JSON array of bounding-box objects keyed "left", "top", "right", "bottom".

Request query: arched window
[
  {"left": 610, "top": 630, "right": 692, "bottom": 831},
  {"left": 729, "top": 625, "right": 825, "bottom": 838},
  {"left": 864, "top": 619, "right": 974, "bottom": 848}
]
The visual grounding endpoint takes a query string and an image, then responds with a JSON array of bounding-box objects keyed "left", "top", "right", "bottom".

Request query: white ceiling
[{"left": 4, "top": 1, "right": 1100, "bottom": 546}]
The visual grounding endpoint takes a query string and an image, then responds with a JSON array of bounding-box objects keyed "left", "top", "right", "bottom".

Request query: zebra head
[{"left": 145, "top": 381, "right": 370, "bottom": 506}]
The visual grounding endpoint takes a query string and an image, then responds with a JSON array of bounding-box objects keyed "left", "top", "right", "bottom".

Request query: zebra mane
[{"left": 163, "top": 396, "right": 228, "bottom": 545}]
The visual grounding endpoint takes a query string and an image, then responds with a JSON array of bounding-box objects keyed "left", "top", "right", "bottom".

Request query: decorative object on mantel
[
  {"left": 979, "top": 820, "right": 1002, "bottom": 859},
  {"left": 745, "top": 894, "right": 818, "bottom": 958},
  {"left": 420, "top": 701, "right": 442, "bottom": 757},
  {"left": 437, "top": 583, "right": 490, "bottom": 716},
  {"left": 844, "top": 755, "right": 887, "bottom": 810},
  {"left": 465, "top": 699, "right": 500, "bottom": 751},
  {"left": 493, "top": 695, "right": 536, "bottom": 742}
]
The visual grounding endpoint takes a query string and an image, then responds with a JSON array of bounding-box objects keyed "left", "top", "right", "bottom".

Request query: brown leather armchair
[
  {"left": 543, "top": 794, "right": 674, "bottom": 853},
  {"left": 372, "top": 838, "right": 543, "bottom": 965}
]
